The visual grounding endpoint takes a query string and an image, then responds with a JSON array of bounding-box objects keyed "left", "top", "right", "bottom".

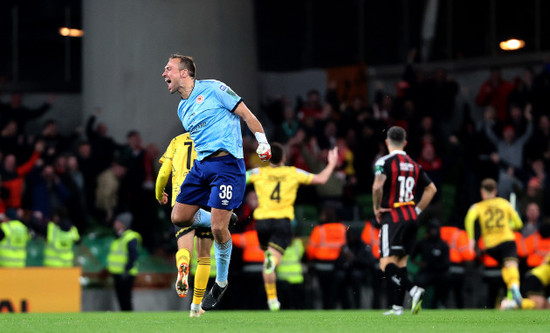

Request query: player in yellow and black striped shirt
[
  {"left": 246, "top": 142, "right": 338, "bottom": 311},
  {"left": 464, "top": 178, "right": 524, "bottom": 308}
]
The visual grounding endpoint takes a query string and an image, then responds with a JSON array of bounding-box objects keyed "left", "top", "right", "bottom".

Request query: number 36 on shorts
[{"left": 219, "top": 185, "right": 233, "bottom": 199}]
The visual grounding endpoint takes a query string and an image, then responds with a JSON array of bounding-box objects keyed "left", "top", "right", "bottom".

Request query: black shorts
[
  {"left": 379, "top": 214, "right": 418, "bottom": 258},
  {"left": 522, "top": 273, "right": 546, "bottom": 297},
  {"left": 255, "top": 218, "right": 291, "bottom": 254},
  {"left": 174, "top": 225, "right": 213, "bottom": 240},
  {"left": 485, "top": 241, "right": 517, "bottom": 266}
]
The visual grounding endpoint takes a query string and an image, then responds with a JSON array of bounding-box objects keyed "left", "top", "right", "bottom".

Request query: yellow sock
[
  {"left": 265, "top": 282, "right": 277, "bottom": 301},
  {"left": 193, "top": 257, "right": 211, "bottom": 305},
  {"left": 521, "top": 298, "right": 536, "bottom": 309},
  {"left": 176, "top": 248, "right": 191, "bottom": 268},
  {"left": 501, "top": 266, "right": 520, "bottom": 289}
]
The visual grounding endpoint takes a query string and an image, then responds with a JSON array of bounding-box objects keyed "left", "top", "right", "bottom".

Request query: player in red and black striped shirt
[{"left": 372, "top": 126, "right": 437, "bottom": 315}]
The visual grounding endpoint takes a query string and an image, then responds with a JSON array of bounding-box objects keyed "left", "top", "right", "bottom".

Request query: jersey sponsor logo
[
  {"left": 196, "top": 95, "right": 205, "bottom": 104},
  {"left": 190, "top": 121, "right": 207, "bottom": 135},
  {"left": 219, "top": 84, "right": 227, "bottom": 91},
  {"left": 374, "top": 165, "right": 384, "bottom": 174},
  {"left": 399, "top": 162, "right": 414, "bottom": 171}
]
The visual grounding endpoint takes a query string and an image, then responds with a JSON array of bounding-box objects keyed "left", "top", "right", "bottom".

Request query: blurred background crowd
[{"left": 1, "top": 51, "right": 549, "bottom": 310}]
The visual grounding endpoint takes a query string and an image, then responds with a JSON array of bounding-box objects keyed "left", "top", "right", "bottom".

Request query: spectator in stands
[
  {"left": 525, "top": 114, "right": 550, "bottom": 163},
  {"left": 484, "top": 105, "right": 533, "bottom": 199},
  {"left": 532, "top": 56, "right": 550, "bottom": 119},
  {"left": 37, "top": 119, "right": 77, "bottom": 165},
  {"left": 417, "top": 141, "right": 445, "bottom": 223},
  {"left": 516, "top": 176, "right": 544, "bottom": 217},
  {"left": 508, "top": 67, "right": 534, "bottom": 110},
  {"left": 522, "top": 203, "right": 542, "bottom": 238},
  {"left": 75, "top": 141, "right": 99, "bottom": 214},
  {"left": 316, "top": 120, "right": 338, "bottom": 151},
  {"left": 299, "top": 89, "right": 323, "bottom": 121},
  {"left": 56, "top": 154, "right": 89, "bottom": 232},
  {"left": 1, "top": 140, "right": 44, "bottom": 219},
  {"left": 0, "top": 92, "right": 55, "bottom": 135},
  {"left": 410, "top": 116, "right": 444, "bottom": 159},
  {"left": 340, "top": 95, "right": 369, "bottom": 134},
  {"left": 475, "top": 67, "right": 514, "bottom": 123},
  {"left": 95, "top": 161, "right": 126, "bottom": 223},
  {"left": 300, "top": 141, "right": 345, "bottom": 220},
  {"left": 273, "top": 106, "right": 300, "bottom": 145},
  {"left": 27, "top": 163, "right": 71, "bottom": 221},
  {"left": 353, "top": 121, "right": 382, "bottom": 195},
  {"left": 0, "top": 120, "right": 22, "bottom": 157},
  {"left": 117, "top": 130, "right": 155, "bottom": 247},
  {"left": 0, "top": 174, "right": 6, "bottom": 215},
  {"left": 506, "top": 104, "right": 528, "bottom": 137},
  {"left": 427, "top": 67, "right": 459, "bottom": 135},
  {"left": 86, "top": 107, "right": 121, "bottom": 173}
]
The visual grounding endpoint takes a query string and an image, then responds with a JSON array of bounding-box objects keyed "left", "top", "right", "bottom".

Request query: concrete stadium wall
[{"left": 81, "top": 0, "right": 259, "bottom": 147}]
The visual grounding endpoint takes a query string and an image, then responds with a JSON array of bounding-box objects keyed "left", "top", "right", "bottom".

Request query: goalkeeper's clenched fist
[{"left": 255, "top": 132, "right": 271, "bottom": 161}]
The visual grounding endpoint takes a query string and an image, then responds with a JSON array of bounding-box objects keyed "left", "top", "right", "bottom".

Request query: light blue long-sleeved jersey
[{"left": 177, "top": 79, "right": 243, "bottom": 160}]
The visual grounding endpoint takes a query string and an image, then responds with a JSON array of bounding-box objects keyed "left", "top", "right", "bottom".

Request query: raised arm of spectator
[
  {"left": 85, "top": 108, "right": 99, "bottom": 140},
  {"left": 516, "top": 105, "right": 534, "bottom": 145},
  {"left": 24, "top": 94, "right": 55, "bottom": 121},
  {"left": 16, "top": 140, "right": 44, "bottom": 176},
  {"left": 483, "top": 118, "right": 499, "bottom": 146}
]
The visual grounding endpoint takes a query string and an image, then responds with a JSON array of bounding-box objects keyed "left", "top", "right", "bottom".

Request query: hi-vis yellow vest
[
  {"left": 0, "top": 220, "right": 30, "bottom": 268},
  {"left": 44, "top": 222, "right": 80, "bottom": 267},
  {"left": 107, "top": 230, "right": 142, "bottom": 275},
  {"left": 276, "top": 238, "right": 305, "bottom": 284}
]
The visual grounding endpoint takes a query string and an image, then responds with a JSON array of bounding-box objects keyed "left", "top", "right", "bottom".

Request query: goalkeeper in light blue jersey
[{"left": 162, "top": 54, "right": 271, "bottom": 311}]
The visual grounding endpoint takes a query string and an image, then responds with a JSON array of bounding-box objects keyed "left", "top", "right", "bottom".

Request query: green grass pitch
[{"left": 1, "top": 310, "right": 549, "bottom": 333}]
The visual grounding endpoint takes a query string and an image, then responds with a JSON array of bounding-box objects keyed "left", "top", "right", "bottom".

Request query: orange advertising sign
[{"left": 0, "top": 267, "right": 81, "bottom": 313}]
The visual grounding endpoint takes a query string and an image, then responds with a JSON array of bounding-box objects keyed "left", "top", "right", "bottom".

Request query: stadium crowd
[{"left": 1, "top": 55, "right": 550, "bottom": 310}]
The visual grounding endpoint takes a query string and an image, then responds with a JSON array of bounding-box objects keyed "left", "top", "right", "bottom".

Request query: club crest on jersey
[{"left": 196, "top": 95, "right": 205, "bottom": 104}]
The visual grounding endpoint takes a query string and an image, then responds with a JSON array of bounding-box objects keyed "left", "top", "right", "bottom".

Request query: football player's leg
[
  {"left": 191, "top": 236, "right": 213, "bottom": 317},
  {"left": 263, "top": 246, "right": 283, "bottom": 311},
  {"left": 174, "top": 228, "right": 195, "bottom": 297}
]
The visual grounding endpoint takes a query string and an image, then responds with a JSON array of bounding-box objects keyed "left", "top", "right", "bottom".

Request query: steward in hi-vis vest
[
  {"left": 0, "top": 215, "right": 30, "bottom": 268},
  {"left": 107, "top": 212, "right": 141, "bottom": 311},
  {"left": 44, "top": 220, "right": 80, "bottom": 267}
]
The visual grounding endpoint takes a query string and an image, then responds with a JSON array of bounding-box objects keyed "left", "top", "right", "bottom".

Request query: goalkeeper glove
[{"left": 255, "top": 132, "right": 271, "bottom": 161}]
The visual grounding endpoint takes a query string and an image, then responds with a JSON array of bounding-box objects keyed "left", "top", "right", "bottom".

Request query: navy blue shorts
[{"left": 176, "top": 154, "right": 246, "bottom": 210}]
